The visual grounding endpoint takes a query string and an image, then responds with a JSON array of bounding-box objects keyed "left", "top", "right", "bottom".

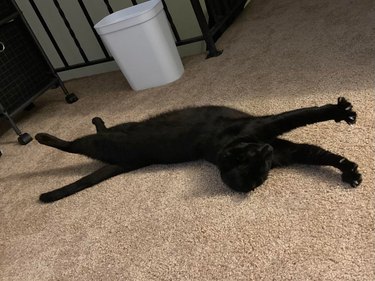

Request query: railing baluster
[
  {"left": 103, "top": 0, "right": 113, "bottom": 14},
  {"left": 77, "top": 0, "right": 110, "bottom": 59},
  {"left": 28, "top": 0, "right": 241, "bottom": 73},
  {"left": 204, "top": 0, "right": 220, "bottom": 26},
  {"left": 161, "top": 0, "right": 181, "bottom": 42},
  {"left": 52, "top": 0, "right": 88, "bottom": 63},
  {"left": 28, "top": 0, "right": 68, "bottom": 67},
  {"left": 190, "top": 0, "right": 222, "bottom": 58}
]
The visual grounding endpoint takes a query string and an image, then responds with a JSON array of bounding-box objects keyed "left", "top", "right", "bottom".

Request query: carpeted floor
[{"left": 1, "top": 0, "right": 374, "bottom": 280}]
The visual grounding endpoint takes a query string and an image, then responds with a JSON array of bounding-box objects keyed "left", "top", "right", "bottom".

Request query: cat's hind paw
[
  {"left": 35, "top": 133, "right": 68, "bottom": 149},
  {"left": 35, "top": 133, "right": 58, "bottom": 145},
  {"left": 92, "top": 117, "right": 107, "bottom": 133},
  {"left": 39, "top": 192, "right": 56, "bottom": 203},
  {"left": 92, "top": 117, "right": 104, "bottom": 125},
  {"left": 336, "top": 97, "right": 357, "bottom": 125}
]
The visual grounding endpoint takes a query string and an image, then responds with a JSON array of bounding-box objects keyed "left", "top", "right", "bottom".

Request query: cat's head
[{"left": 217, "top": 142, "right": 273, "bottom": 192}]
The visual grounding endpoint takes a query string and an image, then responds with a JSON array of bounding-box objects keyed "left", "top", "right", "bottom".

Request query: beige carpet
[{"left": 1, "top": 0, "right": 374, "bottom": 280}]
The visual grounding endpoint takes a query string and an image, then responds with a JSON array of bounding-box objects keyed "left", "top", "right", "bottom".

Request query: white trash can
[{"left": 94, "top": 0, "right": 184, "bottom": 91}]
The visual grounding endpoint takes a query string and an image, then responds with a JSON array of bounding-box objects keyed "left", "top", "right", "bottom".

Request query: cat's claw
[
  {"left": 336, "top": 97, "right": 357, "bottom": 125},
  {"left": 352, "top": 180, "right": 360, "bottom": 187}
]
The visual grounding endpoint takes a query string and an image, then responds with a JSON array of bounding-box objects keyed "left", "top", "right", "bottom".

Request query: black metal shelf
[
  {"left": 0, "top": 0, "right": 78, "bottom": 146},
  {"left": 0, "top": 11, "right": 19, "bottom": 26},
  {"left": 8, "top": 78, "right": 59, "bottom": 117}
]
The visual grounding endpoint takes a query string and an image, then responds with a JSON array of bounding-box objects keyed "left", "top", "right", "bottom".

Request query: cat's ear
[{"left": 258, "top": 144, "right": 273, "bottom": 157}]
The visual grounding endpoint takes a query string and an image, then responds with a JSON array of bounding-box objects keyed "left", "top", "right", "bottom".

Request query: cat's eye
[
  {"left": 236, "top": 154, "right": 248, "bottom": 162},
  {"left": 223, "top": 152, "right": 232, "bottom": 158}
]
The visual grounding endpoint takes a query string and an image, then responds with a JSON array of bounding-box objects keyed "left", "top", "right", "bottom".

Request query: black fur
[{"left": 36, "top": 97, "right": 362, "bottom": 203}]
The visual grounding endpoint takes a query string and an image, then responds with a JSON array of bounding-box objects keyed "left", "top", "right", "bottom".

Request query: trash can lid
[{"left": 94, "top": 0, "right": 163, "bottom": 35}]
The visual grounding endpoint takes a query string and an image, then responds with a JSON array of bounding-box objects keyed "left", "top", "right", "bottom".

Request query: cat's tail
[{"left": 39, "top": 164, "right": 126, "bottom": 203}]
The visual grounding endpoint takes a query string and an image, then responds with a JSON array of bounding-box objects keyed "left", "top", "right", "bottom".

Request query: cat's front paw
[
  {"left": 341, "top": 160, "right": 362, "bottom": 187},
  {"left": 335, "top": 97, "right": 357, "bottom": 125}
]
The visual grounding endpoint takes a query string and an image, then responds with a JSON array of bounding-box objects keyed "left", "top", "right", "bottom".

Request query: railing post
[{"left": 190, "top": 0, "right": 222, "bottom": 58}]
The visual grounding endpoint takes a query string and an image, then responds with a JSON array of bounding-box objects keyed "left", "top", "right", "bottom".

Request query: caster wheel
[
  {"left": 65, "top": 93, "right": 79, "bottom": 104},
  {"left": 18, "top": 133, "right": 33, "bottom": 145}
]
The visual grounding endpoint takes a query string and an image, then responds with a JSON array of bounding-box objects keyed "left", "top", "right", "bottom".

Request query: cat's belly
[{"left": 116, "top": 133, "right": 204, "bottom": 165}]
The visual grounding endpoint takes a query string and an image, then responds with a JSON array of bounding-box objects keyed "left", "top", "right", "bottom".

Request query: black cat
[{"left": 35, "top": 97, "right": 362, "bottom": 203}]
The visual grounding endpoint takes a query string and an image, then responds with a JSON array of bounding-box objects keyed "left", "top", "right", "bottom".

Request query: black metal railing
[{"left": 28, "top": 0, "right": 246, "bottom": 73}]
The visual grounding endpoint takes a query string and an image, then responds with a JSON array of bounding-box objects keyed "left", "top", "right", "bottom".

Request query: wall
[{"left": 15, "top": 0, "right": 207, "bottom": 81}]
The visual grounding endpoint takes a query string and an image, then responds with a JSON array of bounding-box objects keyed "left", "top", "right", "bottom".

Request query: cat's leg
[
  {"left": 35, "top": 133, "right": 70, "bottom": 150},
  {"left": 39, "top": 164, "right": 127, "bottom": 203},
  {"left": 257, "top": 97, "right": 357, "bottom": 139},
  {"left": 92, "top": 117, "right": 137, "bottom": 134},
  {"left": 35, "top": 132, "right": 132, "bottom": 167},
  {"left": 272, "top": 139, "right": 362, "bottom": 187}
]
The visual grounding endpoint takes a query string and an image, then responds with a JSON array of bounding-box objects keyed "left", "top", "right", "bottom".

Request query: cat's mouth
[{"left": 220, "top": 165, "right": 270, "bottom": 193}]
